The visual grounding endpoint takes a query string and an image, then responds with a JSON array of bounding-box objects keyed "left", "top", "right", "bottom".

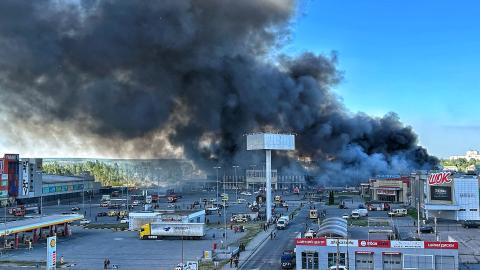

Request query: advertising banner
[
  {"left": 424, "top": 241, "right": 458, "bottom": 249},
  {"left": 358, "top": 240, "right": 391, "bottom": 248},
  {"left": 430, "top": 186, "right": 452, "bottom": 201},
  {"left": 390, "top": 241, "right": 424, "bottom": 249},
  {"left": 326, "top": 239, "right": 358, "bottom": 247},
  {"left": 47, "top": 236, "right": 57, "bottom": 270},
  {"left": 295, "top": 238, "right": 327, "bottom": 246}
]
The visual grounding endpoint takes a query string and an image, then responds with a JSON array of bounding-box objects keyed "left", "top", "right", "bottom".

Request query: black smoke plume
[{"left": 0, "top": 0, "right": 438, "bottom": 184}]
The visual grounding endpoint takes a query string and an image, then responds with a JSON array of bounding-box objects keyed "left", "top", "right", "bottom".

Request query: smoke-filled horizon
[{"left": 0, "top": 0, "right": 438, "bottom": 184}]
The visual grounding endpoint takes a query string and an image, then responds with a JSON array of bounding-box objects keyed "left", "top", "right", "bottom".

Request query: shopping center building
[
  {"left": 423, "top": 172, "right": 480, "bottom": 221},
  {"left": 295, "top": 238, "right": 459, "bottom": 270},
  {"left": 368, "top": 175, "right": 410, "bottom": 203}
]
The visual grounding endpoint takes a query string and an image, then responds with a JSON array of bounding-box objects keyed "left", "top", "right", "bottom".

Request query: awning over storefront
[{"left": 424, "top": 204, "right": 459, "bottom": 211}]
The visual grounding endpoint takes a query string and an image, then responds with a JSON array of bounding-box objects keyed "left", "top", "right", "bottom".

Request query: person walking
[
  {"left": 234, "top": 256, "right": 239, "bottom": 268},
  {"left": 104, "top": 258, "right": 108, "bottom": 269},
  {"left": 230, "top": 256, "right": 233, "bottom": 267},
  {"left": 270, "top": 231, "right": 273, "bottom": 240},
  {"left": 274, "top": 232, "right": 276, "bottom": 239}
]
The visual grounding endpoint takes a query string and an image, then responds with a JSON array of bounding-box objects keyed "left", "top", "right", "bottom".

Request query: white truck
[{"left": 140, "top": 222, "right": 205, "bottom": 240}]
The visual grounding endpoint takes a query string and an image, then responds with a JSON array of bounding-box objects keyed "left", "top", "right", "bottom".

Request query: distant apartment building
[{"left": 449, "top": 150, "right": 480, "bottom": 161}]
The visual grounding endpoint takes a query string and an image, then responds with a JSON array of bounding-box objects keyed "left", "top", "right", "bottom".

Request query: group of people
[
  {"left": 229, "top": 254, "right": 240, "bottom": 268},
  {"left": 103, "top": 258, "right": 111, "bottom": 269}
]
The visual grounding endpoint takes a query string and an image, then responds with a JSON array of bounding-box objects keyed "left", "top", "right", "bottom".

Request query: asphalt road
[{"left": 240, "top": 205, "right": 309, "bottom": 270}]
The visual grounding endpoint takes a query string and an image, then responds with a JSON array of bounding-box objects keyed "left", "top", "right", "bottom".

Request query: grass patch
[
  {"left": 198, "top": 260, "right": 228, "bottom": 270},
  {"left": 407, "top": 208, "right": 418, "bottom": 220},
  {"left": 0, "top": 260, "right": 70, "bottom": 267},
  {"left": 349, "top": 219, "right": 368, "bottom": 227},
  {"left": 84, "top": 223, "right": 128, "bottom": 230}
]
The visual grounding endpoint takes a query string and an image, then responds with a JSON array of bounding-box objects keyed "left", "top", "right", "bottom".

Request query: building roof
[
  {"left": 43, "top": 174, "right": 94, "bottom": 184},
  {"left": 0, "top": 214, "right": 83, "bottom": 237},
  {"left": 317, "top": 217, "right": 348, "bottom": 238}
]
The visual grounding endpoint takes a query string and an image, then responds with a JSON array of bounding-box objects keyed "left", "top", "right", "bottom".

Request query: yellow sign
[{"left": 49, "top": 238, "right": 56, "bottom": 248}]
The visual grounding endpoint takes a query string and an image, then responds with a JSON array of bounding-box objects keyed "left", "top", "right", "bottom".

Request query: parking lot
[{"left": 0, "top": 189, "right": 299, "bottom": 269}]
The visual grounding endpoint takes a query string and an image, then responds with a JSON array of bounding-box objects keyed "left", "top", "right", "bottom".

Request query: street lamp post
[
  {"left": 213, "top": 167, "right": 221, "bottom": 205},
  {"left": 223, "top": 173, "right": 227, "bottom": 244},
  {"left": 233, "top": 166, "right": 239, "bottom": 202}
]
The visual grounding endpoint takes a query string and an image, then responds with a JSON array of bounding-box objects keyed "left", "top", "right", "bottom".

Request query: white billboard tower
[{"left": 247, "top": 133, "right": 295, "bottom": 221}]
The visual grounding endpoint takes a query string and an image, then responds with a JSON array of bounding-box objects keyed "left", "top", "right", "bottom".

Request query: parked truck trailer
[{"left": 140, "top": 222, "right": 205, "bottom": 240}]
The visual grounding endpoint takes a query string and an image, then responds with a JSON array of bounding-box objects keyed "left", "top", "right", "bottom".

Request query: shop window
[
  {"left": 459, "top": 209, "right": 466, "bottom": 211},
  {"left": 403, "top": 254, "right": 433, "bottom": 270},
  {"left": 328, "top": 253, "right": 346, "bottom": 268},
  {"left": 470, "top": 209, "right": 478, "bottom": 211},
  {"left": 301, "top": 252, "right": 319, "bottom": 269}
]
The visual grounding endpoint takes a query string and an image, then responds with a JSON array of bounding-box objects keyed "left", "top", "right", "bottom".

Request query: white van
[
  {"left": 388, "top": 208, "right": 407, "bottom": 217},
  {"left": 356, "top": 208, "right": 368, "bottom": 217}
]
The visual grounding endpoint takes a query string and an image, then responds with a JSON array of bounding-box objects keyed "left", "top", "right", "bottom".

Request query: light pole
[
  {"left": 233, "top": 166, "right": 239, "bottom": 202},
  {"left": 213, "top": 167, "right": 221, "bottom": 205},
  {"left": 223, "top": 173, "right": 227, "bottom": 244}
]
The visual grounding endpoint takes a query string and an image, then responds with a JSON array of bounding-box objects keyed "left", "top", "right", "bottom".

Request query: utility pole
[
  {"left": 233, "top": 166, "right": 239, "bottom": 202},
  {"left": 82, "top": 178, "right": 85, "bottom": 216},
  {"left": 417, "top": 175, "right": 421, "bottom": 238},
  {"left": 223, "top": 174, "right": 227, "bottom": 243},
  {"left": 214, "top": 166, "right": 221, "bottom": 205},
  {"left": 336, "top": 239, "right": 340, "bottom": 270}
]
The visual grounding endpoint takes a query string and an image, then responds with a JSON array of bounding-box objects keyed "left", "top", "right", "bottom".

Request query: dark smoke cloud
[{"left": 0, "top": 0, "right": 438, "bottom": 184}]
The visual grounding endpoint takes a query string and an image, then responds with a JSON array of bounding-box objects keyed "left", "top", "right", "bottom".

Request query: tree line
[
  {"left": 441, "top": 158, "right": 480, "bottom": 172},
  {"left": 42, "top": 161, "right": 128, "bottom": 186}
]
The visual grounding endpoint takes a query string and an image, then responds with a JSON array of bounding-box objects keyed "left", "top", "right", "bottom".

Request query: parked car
[
  {"left": 241, "top": 191, "right": 252, "bottom": 196},
  {"left": 237, "top": 198, "right": 246, "bottom": 203},
  {"left": 132, "top": 200, "right": 140, "bottom": 206},
  {"left": 100, "top": 202, "right": 110, "bottom": 207},
  {"left": 462, "top": 220, "right": 480, "bottom": 228},
  {"left": 419, "top": 225, "right": 434, "bottom": 233},
  {"left": 350, "top": 211, "right": 360, "bottom": 219},
  {"left": 97, "top": 212, "right": 107, "bottom": 217},
  {"left": 71, "top": 207, "right": 80, "bottom": 211},
  {"left": 79, "top": 219, "right": 91, "bottom": 225},
  {"left": 342, "top": 214, "right": 350, "bottom": 219},
  {"left": 120, "top": 218, "right": 129, "bottom": 224}
]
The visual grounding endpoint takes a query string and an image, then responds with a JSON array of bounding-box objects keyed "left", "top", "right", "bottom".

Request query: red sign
[
  {"left": 296, "top": 238, "right": 326, "bottom": 246},
  {"left": 358, "top": 240, "right": 391, "bottom": 248},
  {"left": 428, "top": 172, "right": 452, "bottom": 186},
  {"left": 424, "top": 241, "right": 458, "bottom": 249}
]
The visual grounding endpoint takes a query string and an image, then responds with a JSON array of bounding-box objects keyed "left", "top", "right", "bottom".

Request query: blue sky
[{"left": 286, "top": 0, "right": 480, "bottom": 158}]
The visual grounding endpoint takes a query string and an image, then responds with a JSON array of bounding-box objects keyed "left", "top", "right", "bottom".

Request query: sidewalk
[{"left": 221, "top": 225, "right": 275, "bottom": 270}]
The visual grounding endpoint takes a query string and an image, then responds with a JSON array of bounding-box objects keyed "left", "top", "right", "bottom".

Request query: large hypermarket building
[
  {"left": 295, "top": 238, "right": 459, "bottom": 270},
  {"left": 0, "top": 154, "right": 100, "bottom": 206},
  {"left": 422, "top": 172, "right": 480, "bottom": 221}
]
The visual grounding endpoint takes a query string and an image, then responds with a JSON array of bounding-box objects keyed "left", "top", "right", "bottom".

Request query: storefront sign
[
  {"left": 390, "top": 241, "right": 424, "bottom": 249},
  {"left": 326, "top": 239, "right": 358, "bottom": 247},
  {"left": 295, "top": 238, "right": 326, "bottom": 246},
  {"left": 382, "top": 252, "right": 401, "bottom": 255},
  {"left": 47, "top": 236, "right": 57, "bottom": 270},
  {"left": 428, "top": 172, "right": 452, "bottom": 185},
  {"left": 358, "top": 240, "right": 391, "bottom": 248},
  {"left": 355, "top": 251, "right": 374, "bottom": 254},
  {"left": 377, "top": 189, "right": 396, "bottom": 196},
  {"left": 424, "top": 241, "right": 458, "bottom": 249}
]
